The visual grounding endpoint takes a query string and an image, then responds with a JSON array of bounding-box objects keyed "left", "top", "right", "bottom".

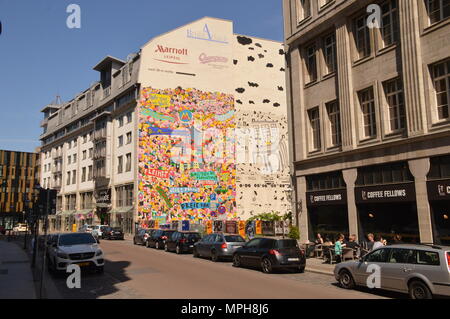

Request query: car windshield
[
  {"left": 183, "top": 233, "right": 201, "bottom": 240},
  {"left": 224, "top": 235, "right": 245, "bottom": 242},
  {"left": 59, "top": 233, "right": 96, "bottom": 246},
  {"left": 276, "top": 240, "right": 298, "bottom": 248}
]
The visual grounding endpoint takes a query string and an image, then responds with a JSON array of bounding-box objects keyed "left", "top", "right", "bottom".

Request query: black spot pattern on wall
[
  {"left": 236, "top": 99, "right": 243, "bottom": 104},
  {"left": 249, "top": 101, "right": 255, "bottom": 104},
  {"left": 278, "top": 86, "right": 284, "bottom": 91},
  {"left": 249, "top": 47, "right": 254, "bottom": 50},
  {"left": 280, "top": 67, "right": 285, "bottom": 72},
  {"left": 255, "top": 43, "right": 262, "bottom": 48},
  {"left": 233, "top": 59, "right": 238, "bottom": 65},
  {"left": 258, "top": 54, "right": 265, "bottom": 59},
  {"left": 263, "top": 99, "right": 270, "bottom": 103},
  {"left": 279, "top": 49, "right": 285, "bottom": 55},
  {"left": 264, "top": 50, "right": 267, "bottom": 53},
  {"left": 266, "top": 63, "right": 274, "bottom": 68},
  {"left": 237, "top": 36, "right": 253, "bottom": 45},
  {"left": 248, "top": 82, "right": 259, "bottom": 88},
  {"left": 273, "top": 103, "right": 280, "bottom": 107},
  {"left": 236, "top": 88, "right": 246, "bottom": 94},
  {"left": 248, "top": 56, "right": 255, "bottom": 62}
]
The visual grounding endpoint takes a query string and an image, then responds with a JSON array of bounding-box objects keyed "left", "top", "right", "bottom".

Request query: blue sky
[{"left": 0, "top": 0, "right": 284, "bottom": 153}]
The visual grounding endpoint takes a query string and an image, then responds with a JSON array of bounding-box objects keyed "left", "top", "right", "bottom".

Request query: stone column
[
  {"left": 297, "top": 176, "right": 309, "bottom": 243},
  {"left": 409, "top": 158, "right": 433, "bottom": 243},
  {"left": 343, "top": 169, "right": 359, "bottom": 241},
  {"left": 398, "top": 0, "right": 427, "bottom": 136},
  {"left": 335, "top": 19, "right": 356, "bottom": 151}
]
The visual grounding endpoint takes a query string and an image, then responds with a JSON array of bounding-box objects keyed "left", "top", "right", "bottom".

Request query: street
[{"left": 48, "top": 239, "right": 396, "bottom": 299}]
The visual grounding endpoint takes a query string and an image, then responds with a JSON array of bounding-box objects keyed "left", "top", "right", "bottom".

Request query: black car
[
  {"left": 165, "top": 231, "right": 202, "bottom": 254},
  {"left": 147, "top": 229, "right": 176, "bottom": 249},
  {"left": 232, "top": 237, "right": 306, "bottom": 274},
  {"left": 103, "top": 227, "right": 124, "bottom": 240},
  {"left": 133, "top": 228, "right": 156, "bottom": 246}
]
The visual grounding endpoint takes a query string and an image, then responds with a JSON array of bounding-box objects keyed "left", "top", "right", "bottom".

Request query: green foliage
[
  {"left": 287, "top": 225, "right": 300, "bottom": 240},
  {"left": 247, "top": 211, "right": 292, "bottom": 222}
]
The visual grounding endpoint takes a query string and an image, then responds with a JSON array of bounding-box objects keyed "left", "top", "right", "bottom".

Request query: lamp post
[{"left": 31, "top": 184, "right": 42, "bottom": 268}]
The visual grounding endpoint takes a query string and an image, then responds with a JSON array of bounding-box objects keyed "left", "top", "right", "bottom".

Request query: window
[
  {"left": 125, "top": 153, "right": 132, "bottom": 172},
  {"left": 127, "top": 112, "right": 132, "bottom": 123},
  {"left": 67, "top": 155, "right": 71, "bottom": 165},
  {"left": 116, "top": 184, "right": 133, "bottom": 207},
  {"left": 126, "top": 132, "right": 132, "bottom": 144},
  {"left": 89, "top": 148, "right": 93, "bottom": 159},
  {"left": 358, "top": 87, "right": 377, "bottom": 138},
  {"left": 431, "top": 59, "right": 450, "bottom": 120},
  {"left": 326, "top": 101, "right": 341, "bottom": 147},
  {"left": 428, "top": 155, "right": 450, "bottom": 179},
  {"left": 306, "top": 171, "right": 345, "bottom": 191},
  {"left": 323, "top": 33, "right": 336, "bottom": 74},
  {"left": 365, "top": 248, "right": 390, "bottom": 263},
  {"left": 416, "top": 250, "right": 440, "bottom": 266},
  {"left": 72, "top": 170, "right": 76, "bottom": 184},
  {"left": 354, "top": 14, "right": 371, "bottom": 60},
  {"left": 66, "top": 172, "right": 71, "bottom": 185},
  {"left": 81, "top": 167, "right": 86, "bottom": 183},
  {"left": 297, "top": 0, "right": 311, "bottom": 21},
  {"left": 88, "top": 165, "right": 93, "bottom": 181},
  {"left": 384, "top": 78, "right": 406, "bottom": 131},
  {"left": 117, "top": 156, "right": 123, "bottom": 174},
  {"left": 82, "top": 150, "right": 87, "bottom": 160},
  {"left": 426, "top": 0, "right": 450, "bottom": 25},
  {"left": 356, "top": 162, "right": 414, "bottom": 186},
  {"left": 388, "top": 248, "right": 416, "bottom": 263},
  {"left": 380, "top": 0, "right": 399, "bottom": 47},
  {"left": 305, "top": 44, "right": 317, "bottom": 83},
  {"left": 73, "top": 154, "right": 77, "bottom": 163},
  {"left": 308, "top": 108, "right": 321, "bottom": 151},
  {"left": 118, "top": 135, "right": 123, "bottom": 147},
  {"left": 83, "top": 135, "right": 87, "bottom": 144},
  {"left": 119, "top": 116, "right": 124, "bottom": 127},
  {"left": 73, "top": 139, "right": 77, "bottom": 147}
]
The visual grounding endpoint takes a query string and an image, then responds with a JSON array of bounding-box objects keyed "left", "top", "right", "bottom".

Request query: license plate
[
  {"left": 77, "top": 262, "right": 90, "bottom": 267},
  {"left": 234, "top": 246, "right": 242, "bottom": 248},
  {"left": 288, "top": 258, "right": 299, "bottom": 262},
  {"left": 189, "top": 245, "right": 193, "bottom": 248}
]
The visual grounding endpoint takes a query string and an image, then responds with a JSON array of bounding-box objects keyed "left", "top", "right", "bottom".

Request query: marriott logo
[{"left": 155, "top": 45, "right": 188, "bottom": 55}]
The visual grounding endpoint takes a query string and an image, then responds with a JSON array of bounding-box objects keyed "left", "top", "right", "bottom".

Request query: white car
[
  {"left": 47, "top": 233, "right": 104, "bottom": 273},
  {"left": 13, "top": 223, "right": 27, "bottom": 232},
  {"left": 91, "top": 225, "right": 109, "bottom": 238}
]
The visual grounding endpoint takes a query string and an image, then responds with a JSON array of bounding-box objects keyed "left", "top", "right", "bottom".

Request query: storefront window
[{"left": 308, "top": 206, "right": 349, "bottom": 242}]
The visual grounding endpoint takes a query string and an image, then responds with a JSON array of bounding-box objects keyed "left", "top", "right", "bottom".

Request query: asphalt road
[{"left": 49, "top": 239, "right": 393, "bottom": 299}]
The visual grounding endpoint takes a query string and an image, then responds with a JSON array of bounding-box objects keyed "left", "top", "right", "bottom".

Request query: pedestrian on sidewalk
[{"left": 334, "top": 234, "right": 346, "bottom": 264}]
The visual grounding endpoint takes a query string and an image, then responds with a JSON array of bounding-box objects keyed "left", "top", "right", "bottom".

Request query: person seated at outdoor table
[
  {"left": 334, "top": 234, "right": 346, "bottom": 263},
  {"left": 373, "top": 234, "right": 387, "bottom": 250},
  {"left": 306, "top": 233, "right": 324, "bottom": 257},
  {"left": 361, "top": 233, "right": 375, "bottom": 251},
  {"left": 323, "top": 237, "right": 333, "bottom": 246},
  {"left": 391, "top": 234, "right": 404, "bottom": 245},
  {"left": 345, "top": 234, "right": 359, "bottom": 249}
]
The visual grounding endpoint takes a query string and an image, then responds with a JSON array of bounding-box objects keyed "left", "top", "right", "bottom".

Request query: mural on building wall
[{"left": 138, "top": 87, "right": 236, "bottom": 224}]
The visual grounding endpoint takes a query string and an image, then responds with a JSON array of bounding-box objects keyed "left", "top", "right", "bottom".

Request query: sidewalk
[
  {"left": 0, "top": 238, "right": 36, "bottom": 299},
  {"left": 305, "top": 257, "right": 335, "bottom": 276}
]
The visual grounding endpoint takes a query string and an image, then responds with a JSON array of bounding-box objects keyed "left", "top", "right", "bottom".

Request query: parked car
[
  {"left": 147, "top": 229, "right": 176, "bottom": 249},
  {"left": 102, "top": 227, "right": 124, "bottom": 240},
  {"left": 79, "top": 224, "right": 93, "bottom": 233},
  {"left": 165, "top": 231, "right": 202, "bottom": 254},
  {"left": 334, "top": 244, "right": 450, "bottom": 299},
  {"left": 47, "top": 232, "right": 104, "bottom": 274},
  {"left": 134, "top": 228, "right": 156, "bottom": 246},
  {"left": 92, "top": 225, "right": 109, "bottom": 238},
  {"left": 194, "top": 233, "right": 246, "bottom": 261},
  {"left": 232, "top": 237, "right": 306, "bottom": 274},
  {"left": 13, "top": 223, "right": 28, "bottom": 232}
]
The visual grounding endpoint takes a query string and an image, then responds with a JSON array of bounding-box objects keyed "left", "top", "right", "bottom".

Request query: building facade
[
  {"left": 39, "top": 17, "right": 290, "bottom": 233},
  {"left": 283, "top": 0, "right": 450, "bottom": 244},
  {"left": 0, "top": 150, "right": 40, "bottom": 229}
]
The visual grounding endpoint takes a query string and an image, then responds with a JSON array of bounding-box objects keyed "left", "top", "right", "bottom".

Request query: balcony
[
  {"left": 51, "top": 166, "right": 62, "bottom": 174},
  {"left": 93, "top": 150, "right": 106, "bottom": 160},
  {"left": 93, "top": 129, "right": 107, "bottom": 141},
  {"left": 103, "top": 87, "right": 111, "bottom": 99}
]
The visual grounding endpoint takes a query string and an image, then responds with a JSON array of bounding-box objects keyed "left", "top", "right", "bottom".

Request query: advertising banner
[
  {"left": 225, "top": 221, "right": 237, "bottom": 234},
  {"left": 206, "top": 220, "right": 213, "bottom": 234},
  {"left": 213, "top": 220, "right": 223, "bottom": 233},
  {"left": 182, "top": 220, "right": 190, "bottom": 231},
  {"left": 238, "top": 220, "right": 246, "bottom": 238},
  {"left": 255, "top": 220, "right": 262, "bottom": 235}
]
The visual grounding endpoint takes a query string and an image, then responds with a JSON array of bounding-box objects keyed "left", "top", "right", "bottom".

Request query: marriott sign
[{"left": 155, "top": 45, "right": 188, "bottom": 56}]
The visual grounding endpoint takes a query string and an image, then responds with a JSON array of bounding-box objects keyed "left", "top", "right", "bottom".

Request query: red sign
[
  {"left": 154, "top": 45, "right": 189, "bottom": 65},
  {"left": 145, "top": 169, "right": 170, "bottom": 179}
]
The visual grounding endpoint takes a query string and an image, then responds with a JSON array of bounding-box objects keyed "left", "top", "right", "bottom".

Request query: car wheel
[
  {"left": 133, "top": 238, "right": 137, "bottom": 245},
  {"left": 261, "top": 258, "right": 273, "bottom": 274},
  {"left": 176, "top": 245, "right": 181, "bottom": 254},
  {"left": 211, "top": 250, "right": 219, "bottom": 262},
  {"left": 155, "top": 241, "right": 160, "bottom": 250},
  {"left": 296, "top": 266, "right": 305, "bottom": 273},
  {"left": 338, "top": 269, "right": 355, "bottom": 289},
  {"left": 409, "top": 280, "right": 432, "bottom": 299},
  {"left": 145, "top": 240, "right": 150, "bottom": 248},
  {"left": 165, "top": 244, "right": 169, "bottom": 252},
  {"left": 232, "top": 254, "right": 241, "bottom": 267},
  {"left": 193, "top": 248, "right": 199, "bottom": 258}
]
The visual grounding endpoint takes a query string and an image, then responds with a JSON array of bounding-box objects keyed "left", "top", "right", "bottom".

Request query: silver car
[
  {"left": 193, "top": 233, "right": 246, "bottom": 261},
  {"left": 334, "top": 244, "right": 450, "bottom": 299}
]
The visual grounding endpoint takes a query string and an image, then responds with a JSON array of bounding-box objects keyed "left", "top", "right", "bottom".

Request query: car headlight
[
  {"left": 95, "top": 250, "right": 103, "bottom": 256},
  {"left": 57, "top": 252, "right": 69, "bottom": 259}
]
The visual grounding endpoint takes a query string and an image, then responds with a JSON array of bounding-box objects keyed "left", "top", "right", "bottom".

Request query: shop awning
[
  {"left": 60, "top": 210, "right": 75, "bottom": 216},
  {"left": 96, "top": 203, "right": 111, "bottom": 208},
  {"left": 111, "top": 206, "right": 133, "bottom": 214},
  {"left": 76, "top": 209, "right": 93, "bottom": 215}
]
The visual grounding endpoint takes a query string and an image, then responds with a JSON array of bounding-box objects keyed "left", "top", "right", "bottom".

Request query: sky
[{"left": 0, "top": 0, "right": 285, "bottom": 153}]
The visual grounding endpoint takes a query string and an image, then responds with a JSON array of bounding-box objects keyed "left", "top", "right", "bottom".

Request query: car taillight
[
  {"left": 221, "top": 242, "right": 227, "bottom": 249},
  {"left": 300, "top": 249, "right": 305, "bottom": 255},
  {"left": 144, "top": 234, "right": 148, "bottom": 239},
  {"left": 269, "top": 249, "right": 281, "bottom": 256},
  {"left": 161, "top": 236, "right": 167, "bottom": 240},
  {"left": 180, "top": 239, "right": 186, "bottom": 243}
]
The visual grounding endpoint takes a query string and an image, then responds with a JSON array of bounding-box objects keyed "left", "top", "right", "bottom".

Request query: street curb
[{"left": 305, "top": 268, "right": 334, "bottom": 277}]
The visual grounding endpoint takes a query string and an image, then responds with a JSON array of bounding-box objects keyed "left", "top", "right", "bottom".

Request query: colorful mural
[{"left": 138, "top": 87, "right": 237, "bottom": 224}]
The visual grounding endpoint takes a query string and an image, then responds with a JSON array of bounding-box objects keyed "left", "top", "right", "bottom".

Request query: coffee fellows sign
[
  {"left": 307, "top": 189, "right": 347, "bottom": 207},
  {"left": 427, "top": 180, "right": 450, "bottom": 201},
  {"left": 355, "top": 183, "right": 416, "bottom": 204}
]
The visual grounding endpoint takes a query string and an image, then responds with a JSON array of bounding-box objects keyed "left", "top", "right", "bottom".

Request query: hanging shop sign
[
  {"left": 427, "top": 179, "right": 450, "bottom": 201},
  {"left": 355, "top": 183, "right": 416, "bottom": 204},
  {"left": 306, "top": 189, "right": 347, "bottom": 207},
  {"left": 95, "top": 189, "right": 111, "bottom": 206}
]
